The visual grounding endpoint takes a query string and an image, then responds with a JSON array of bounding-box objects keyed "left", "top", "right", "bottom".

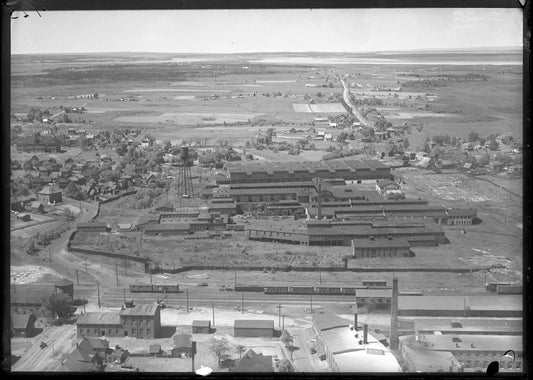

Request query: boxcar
[
  {"left": 130, "top": 284, "right": 154, "bottom": 293},
  {"left": 340, "top": 287, "right": 357, "bottom": 295},
  {"left": 485, "top": 282, "right": 511, "bottom": 292},
  {"left": 496, "top": 285, "right": 522, "bottom": 294},
  {"left": 288, "top": 286, "right": 314, "bottom": 295},
  {"left": 362, "top": 281, "right": 388, "bottom": 288},
  {"left": 264, "top": 286, "right": 290, "bottom": 294},
  {"left": 315, "top": 287, "right": 342, "bottom": 295},
  {"left": 235, "top": 285, "right": 264, "bottom": 292},
  {"left": 153, "top": 284, "right": 180, "bottom": 293}
]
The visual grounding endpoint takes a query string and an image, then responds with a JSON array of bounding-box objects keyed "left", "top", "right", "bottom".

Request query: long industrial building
[
  {"left": 220, "top": 159, "right": 392, "bottom": 185},
  {"left": 246, "top": 219, "right": 445, "bottom": 247}
]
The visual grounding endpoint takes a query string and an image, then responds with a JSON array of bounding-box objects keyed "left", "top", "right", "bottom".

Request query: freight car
[
  {"left": 485, "top": 282, "right": 511, "bottom": 292},
  {"left": 398, "top": 291, "right": 423, "bottom": 296},
  {"left": 362, "top": 280, "right": 388, "bottom": 288},
  {"left": 496, "top": 285, "right": 522, "bottom": 294},
  {"left": 288, "top": 286, "right": 315, "bottom": 295},
  {"left": 129, "top": 284, "right": 180, "bottom": 293},
  {"left": 235, "top": 285, "right": 264, "bottom": 292}
]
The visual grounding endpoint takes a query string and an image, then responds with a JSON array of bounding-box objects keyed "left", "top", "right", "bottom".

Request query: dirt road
[{"left": 339, "top": 77, "right": 369, "bottom": 126}]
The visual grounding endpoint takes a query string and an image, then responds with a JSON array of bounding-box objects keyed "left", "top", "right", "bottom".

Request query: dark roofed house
[
  {"left": 76, "top": 312, "right": 123, "bottom": 338},
  {"left": 11, "top": 313, "right": 38, "bottom": 337},
  {"left": 172, "top": 333, "right": 192, "bottom": 357},
  {"left": 149, "top": 343, "right": 162, "bottom": 356},
  {"left": 37, "top": 185, "right": 62, "bottom": 204},
  {"left": 234, "top": 319, "right": 275, "bottom": 337},
  {"left": 231, "top": 349, "right": 274, "bottom": 372},
  {"left": 64, "top": 346, "right": 105, "bottom": 372},
  {"left": 30, "top": 201, "right": 44, "bottom": 214}
]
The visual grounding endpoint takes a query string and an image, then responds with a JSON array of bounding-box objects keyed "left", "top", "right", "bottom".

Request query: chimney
[
  {"left": 317, "top": 178, "right": 322, "bottom": 220},
  {"left": 390, "top": 277, "right": 399, "bottom": 350},
  {"left": 354, "top": 313, "right": 358, "bottom": 330},
  {"left": 363, "top": 324, "right": 368, "bottom": 344}
]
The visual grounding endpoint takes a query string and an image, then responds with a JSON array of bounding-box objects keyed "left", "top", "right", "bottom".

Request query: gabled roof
[
  {"left": 231, "top": 349, "right": 274, "bottom": 372},
  {"left": 192, "top": 320, "right": 211, "bottom": 327},
  {"left": 77, "top": 312, "right": 122, "bottom": 326},
  {"left": 149, "top": 344, "right": 161, "bottom": 354},
  {"left": 312, "top": 311, "right": 351, "bottom": 331},
  {"left": 12, "top": 313, "right": 34, "bottom": 329},
  {"left": 38, "top": 186, "right": 62, "bottom": 195},
  {"left": 119, "top": 303, "right": 159, "bottom": 316},
  {"left": 173, "top": 333, "right": 192, "bottom": 348},
  {"left": 234, "top": 320, "right": 274, "bottom": 329}
]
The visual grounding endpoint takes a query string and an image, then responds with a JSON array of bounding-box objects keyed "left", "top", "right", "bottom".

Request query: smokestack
[
  {"left": 354, "top": 313, "right": 358, "bottom": 330},
  {"left": 390, "top": 277, "right": 399, "bottom": 350},
  {"left": 363, "top": 324, "right": 368, "bottom": 344},
  {"left": 317, "top": 177, "right": 322, "bottom": 220}
]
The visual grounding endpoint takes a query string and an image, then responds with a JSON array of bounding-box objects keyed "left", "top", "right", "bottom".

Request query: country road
[{"left": 339, "top": 77, "right": 369, "bottom": 127}]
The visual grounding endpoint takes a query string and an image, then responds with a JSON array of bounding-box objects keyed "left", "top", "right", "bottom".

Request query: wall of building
[
  {"left": 77, "top": 324, "right": 124, "bottom": 338},
  {"left": 234, "top": 328, "right": 274, "bottom": 337}
]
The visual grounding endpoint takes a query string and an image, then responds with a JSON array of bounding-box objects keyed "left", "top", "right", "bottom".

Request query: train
[
  {"left": 496, "top": 285, "right": 522, "bottom": 295},
  {"left": 129, "top": 284, "right": 180, "bottom": 293},
  {"left": 234, "top": 284, "right": 391, "bottom": 296}
]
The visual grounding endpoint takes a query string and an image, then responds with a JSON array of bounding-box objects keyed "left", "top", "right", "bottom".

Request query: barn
[{"left": 234, "top": 319, "right": 275, "bottom": 337}]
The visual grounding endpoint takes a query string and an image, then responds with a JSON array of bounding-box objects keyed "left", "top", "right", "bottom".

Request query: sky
[{"left": 11, "top": 8, "right": 523, "bottom": 54}]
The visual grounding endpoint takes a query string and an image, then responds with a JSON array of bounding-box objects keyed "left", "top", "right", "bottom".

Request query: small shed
[
  {"left": 172, "top": 333, "right": 192, "bottom": 357},
  {"left": 192, "top": 320, "right": 211, "bottom": 334},
  {"left": 17, "top": 213, "right": 31, "bottom": 222},
  {"left": 149, "top": 344, "right": 162, "bottom": 356},
  {"left": 30, "top": 201, "right": 44, "bottom": 214},
  {"left": 234, "top": 320, "right": 275, "bottom": 337}
]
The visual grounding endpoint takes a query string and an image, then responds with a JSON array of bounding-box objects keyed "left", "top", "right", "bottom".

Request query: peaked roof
[
  {"left": 173, "top": 333, "right": 192, "bottom": 348},
  {"left": 231, "top": 350, "right": 274, "bottom": 372}
]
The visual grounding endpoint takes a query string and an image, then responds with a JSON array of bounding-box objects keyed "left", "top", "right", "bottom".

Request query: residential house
[
  {"left": 489, "top": 161, "right": 505, "bottom": 174},
  {"left": 30, "top": 201, "right": 44, "bottom": 214},
  {"left": 37, "top": 185, "right": 63, "bottom": 204},
  {"left": 230, "top": 349, "right": 274, "bottom": 372},
  {"left": 192, "top": 320, "right": 211, "bottom": 334}
]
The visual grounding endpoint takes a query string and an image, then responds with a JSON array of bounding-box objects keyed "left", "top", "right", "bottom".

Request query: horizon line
[{"left": 11, "top": 46, "right": 523, "bottom": 56}]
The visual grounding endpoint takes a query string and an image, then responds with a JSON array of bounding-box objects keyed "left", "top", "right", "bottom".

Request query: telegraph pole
[
  {"left": 310, "top": 294, "right": 313, "bottom": 313},
  {"left": 123, "top": 288, "right": 126, "bottom": 303},
  {"left": 115, "top": 263, "right": 119, "bottom": 286},
  {"left": 186, "top": 289, "right": 189, "bottom": 312},
  {"left": 97, "top": 281, "right": 101, "bottom": 308},
  {"left": 48, "top": 247, "right": 51, "bottom": 261},
  {"left": 241, "top": 292, "right": 244, "bottom": 314},
  {"left": 277, "top": 304, "right": 282, "bottom": 328},
  {"left": 85, "top": 257, "right": 88, "bottom": 275},
  {"left": 124, "top": 258, "right": 128, "bottom": 277},
  {"left": 234, "top": 271, "right": 237, "bottom": 288},
  {"left": 282, "top": 315, "right": 285, "bottom": 330},
  {"left": 76, "top": 269, "right": 79, "bottom": 285},
  {"left": 212, "top": 302, "right": 215, "bottom": 326}
]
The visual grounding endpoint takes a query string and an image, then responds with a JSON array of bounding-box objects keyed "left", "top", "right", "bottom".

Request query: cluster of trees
[
  {"left": 25, "top": 107, "right": 50, "bottom": 122},
  {"left": 40, "top": 293, "right": 75, "bottom": 319},
  {"left": 373, "top": 117, "right": 393, "bottom": 132},
  {"left": 64, "top": 182, "right": 87, "bottom": 201},
  {"left": 134, "top": 185, "right": 166, "bottom": 209},
  {"left": 25, "top": 222, "right": 71, "bottom": 254},
  {"left": 350, "top": 95, "right": 385, "bottom": 107},
  {"left": 431, "top": 134, "right": 459, "bottom": 147}
]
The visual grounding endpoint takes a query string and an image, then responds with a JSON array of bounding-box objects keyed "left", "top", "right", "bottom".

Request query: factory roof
[
  {"left": 143, "top": 223, "right": 191, "bottom": 231},
  {"left": 356, "top": 288, "right": 392, "bottom": 298},
  {"left": 10, "top": 285, "right": 55, "bottom": 305},
  {"left": 37, "top": 186, "right": 62, "bottom": 195},
  {"left": 312, "top": 311, "right": 351, "bottom": 331},
  {"left": 119, "top": 303, "right": 159, "bottom": 316},
  {"left": 227, "top": 159, "right": 389, "bottom": 175},
  {"left": 415, "top": 334, "right": 522, "bottom": 353},
  {"left": 234, "top": 320, "right": 274, "bottom": 329},
  {"left": 334, "top": 347, "right": 402, "bottom": 372},
  {"left": 77, "top": 312, "right": 122, "bottom": 326},
  {"left": 413, "top": 318, "right": 522, "bottom": 334},
  {"left": 399, "top": 295, "right": 522, "bottom": 311},
  {"left": 446, "top": 208, "right": 478, "bottom": 217},
  {"left": 352, "top": 238, "right": 410, "bottom": 249},
  {"left": 55, "top": 278, "right": 74, "bottom": 287},
  {"left": 192, "top": 320, "right": 211, "bottom": 327}
]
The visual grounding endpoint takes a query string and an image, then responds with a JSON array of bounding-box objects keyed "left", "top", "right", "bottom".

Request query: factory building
[
  {"left": 352, "top": 237, "right": 412, "bottom": 258},
  {"left": 398, "top": 334, "right": 523, "bottom": 372},
  {"left": 446, "top": 208, "right": 478, "bottom": 225},
  {"left": 222, "top": 159, "right": 391, "bottom": 185},
  {"left": 312, "top": 311, "right": 401, "bottom": 372},
  {"left": 411, "top": 318, "right": 523, "bottom": 336},
  {"left": 76, "top": 304, "right": 161, "bottom": 339},
  {"left": 246, "top": 220, "right": 445, "bottom": 247}
]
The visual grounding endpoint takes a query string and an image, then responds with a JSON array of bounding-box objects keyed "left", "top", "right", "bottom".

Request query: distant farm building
[
  {"left": 233, "top": 320, "right": 275, "bottom": 337},
  {"left": 17, "top": 134, "right": 62, "bottom": 153}
]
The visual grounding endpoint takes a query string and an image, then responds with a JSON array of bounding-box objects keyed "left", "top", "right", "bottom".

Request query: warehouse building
[
  {"left": 222, "top": 159, "right": 391, "bottom": 184},
  {"left": 246, "top": 220, "right": 445, "bottom": 247},
  {"left": 76, "top": 304, "right": 161, "bottom": 339},
  {"left": 411, "top": 318, "right": 522, "bottom": 336},
  {"left": 77, "top": 222, "right": 110, "bottom": 233},
  {"left": 398, "top": 334, "right": 523, "bottom": 372},
  {"left": 446, "top": 208, "right": 478, "bottom": 225},
  {"left": 312, "top": 311, "right": 401, "bottom": 372},
  {"left": 192, "top": 320, "right": 211, "bottom": 334},
  {"left": 352, "top": 237, "right": 412, "bottom": 258},
  {"left": 234, "top": 319, "right": 275, "bottom": 337}
]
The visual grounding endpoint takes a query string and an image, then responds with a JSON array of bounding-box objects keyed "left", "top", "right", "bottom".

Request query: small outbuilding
[
  {"left": 233, "top": 319, "right": 275, "bottom": 337},
  {"left": 192, "top": 320, "right": 211, "bottom": 334},
  {"left": 30, "top": 201, "right": 44, "bottom": 214},
  {"left": 11, "top": 313, "right": 38, "bottom": 337},
  {"left": 172, "top": 333, "right": 193, "bottom": 357}
]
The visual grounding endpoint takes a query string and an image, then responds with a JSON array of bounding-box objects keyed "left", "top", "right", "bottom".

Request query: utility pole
[
  {"left": 319, "top": 269, "right": 322, "bottom": 285},
  {"left": 234, "top": 271, "right": 237, "bottom": 288},
  {"left": 310, "top": 294, "right": 313, "bottom": 313},
  {"left": 48, "top": 247, "right": 51, "bottom": 261},
  {"left": 124, "top": 258, "right": 128, "bottom": 277},
  {"left": 123, "top": 288, "right": 126, "bottom": 303},
  {"left": 282, "top": 315, "right": 285, "bottom": 330},
  {"left": 277, "top": 304, "right": 282, "bottom": 328},
  {"left": 115, "top": 263, "right": 119, "bottom": 286},
  {"left": 76, "top": 270, "right": 79, "bottom": 285},
  {"left": 212, "top": 302, "right": 215, "bottom": 326},
  {"left": 186, "top": 289, "right": 189, "bottom": 312},
  {"left": 150, "top": 268, "right": 153, "bottom": 285},
  {"left": 97, "top": 281, "right": 101, "bottom": 308},
  {"left": 191, "top": 341, "right": 196, "bottom": 373},
  {"left": 241, "top": 292, "right": 244, "bottom": 314},
  {"left": 85, "top": 257, "right": 88, "bottom": 275}
]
